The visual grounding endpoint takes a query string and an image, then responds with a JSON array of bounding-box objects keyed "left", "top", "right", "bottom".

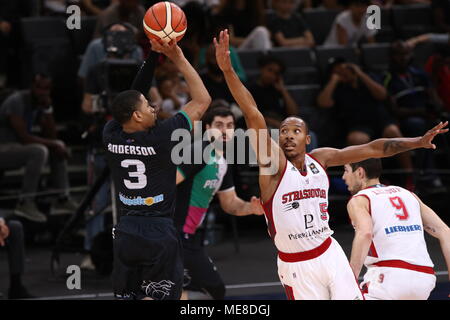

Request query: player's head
[
  {"left": 111, "top": 90, "right": 157, "bottom": 129},
  {"left": 342, "top": 158, "right": 382, "bottom": 195},
  {"left": 203, "top": 103, "right": 236, "bottom": 144},
  {"left": 258, "top": 54, "right": 285, "bottom": 86},
  {"left": 279, "top": 116, "right": 311, "bottom": 160}
]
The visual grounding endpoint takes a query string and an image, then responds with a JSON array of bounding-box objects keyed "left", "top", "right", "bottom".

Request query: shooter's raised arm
[{"left": 150, "top": 39, "right": 211, "bottom": 124}]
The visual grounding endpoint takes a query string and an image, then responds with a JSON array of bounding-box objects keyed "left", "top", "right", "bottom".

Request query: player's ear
[
  {"left": 357, "top": 167, "right": 365, "bottom": 180},
  {"left": 306, "top": 134, "right": 311, "bottom": 145},
  {"left": 132, "top": 110, "right": 143, "bottom": 122}
]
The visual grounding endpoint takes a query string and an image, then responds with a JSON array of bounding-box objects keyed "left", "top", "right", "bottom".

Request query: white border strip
[{"left": 27, "top": 271, "right": 449, "bottom": 300}]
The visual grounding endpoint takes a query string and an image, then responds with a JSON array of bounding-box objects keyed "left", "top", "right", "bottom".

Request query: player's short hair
[
  {"left": 350, "top": 158, "right": 382, "bottom": 179},
  {"left": 281, "top": 116, "right": 310, "bottom": 134},
  {"left": 111, "top": 90, "right": 143, "bottom": 124},
  {"left": 202, "top": 105, "right": 235, "bottom": 126}
]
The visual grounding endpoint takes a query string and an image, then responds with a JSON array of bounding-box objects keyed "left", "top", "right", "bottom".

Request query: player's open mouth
[{"left": 283, "top": 143, "right": 296, "bottom": 151}]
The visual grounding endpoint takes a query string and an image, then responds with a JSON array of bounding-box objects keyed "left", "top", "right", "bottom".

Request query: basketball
[{"left": 143, "top": 1, "right": 187, "bottom": 43}]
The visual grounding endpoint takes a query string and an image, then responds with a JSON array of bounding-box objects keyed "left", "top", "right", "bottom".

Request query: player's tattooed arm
[
  {"left": 382, "top": 121, "right": 449, "bottom": 157},
  {"left": 311, "top": 121, "right": 448, "bottom": 168},
  {"left": 382, "top": 139, "right": 411, "bottom": 156}
]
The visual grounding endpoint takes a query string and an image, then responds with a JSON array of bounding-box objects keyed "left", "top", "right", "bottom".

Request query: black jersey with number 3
[{"left": 103, "top": 111, "right": 192, "bottom": 218}]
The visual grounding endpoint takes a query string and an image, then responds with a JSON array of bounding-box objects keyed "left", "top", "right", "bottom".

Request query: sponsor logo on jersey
[
  {"left": 288, "top": 226, "right": 330, "bottom": 240},
  {"left": 107, "top": 143, "right": 156, "bottom": 156},
  {"left": 319, "top": 203, "right": 328, "bottom": 220},
  {"left": 281, "top": 188, "right": 327, "bottom": 204},
  {"left": 119, "top": 193, "right": 164, "bottom": 206},
  {"left": 283, "top": 201, "right": 300, "bottom": 212},
  {"left": 203, "top": 179, "right": 219, "bottom": 189},
  {"left": 384, "top": 224, "right": 422, "bottom": 235},
  {"left": 309, "top": 163, "right": 320, "bottom": 174}
]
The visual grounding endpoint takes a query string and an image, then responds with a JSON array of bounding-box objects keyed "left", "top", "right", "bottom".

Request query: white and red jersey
[
  {"left": 352, "top": 185, "right": 434, "bottom": 270},
  {"left": 262, "top": 154, "right": 333, "bottom": 253}
]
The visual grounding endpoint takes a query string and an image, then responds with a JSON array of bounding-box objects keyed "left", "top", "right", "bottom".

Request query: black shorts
[
  {"left": 112, "top": 216, "right": 183, "bottom": 300},
  {"left": 181, "top": 232, "right": 225, "bottom": 300}
]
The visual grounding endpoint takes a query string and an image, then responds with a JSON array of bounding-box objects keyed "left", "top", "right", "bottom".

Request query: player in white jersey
[
  {"left": 343, "top": 158, "right": 450, "bottom": 300},
  {"left": 214, "top": 29, "right": 449, "bottom": 300}
]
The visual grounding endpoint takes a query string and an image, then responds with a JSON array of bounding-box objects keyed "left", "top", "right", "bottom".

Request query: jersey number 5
[
  {"left": 389, "top": 196, "right": 409, "bottom": 220},
  {"left": 121, "top": 159, "right": 147, "bottom": 189}
]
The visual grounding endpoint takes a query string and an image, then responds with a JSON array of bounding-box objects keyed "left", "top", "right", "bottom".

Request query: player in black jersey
[{"left": 103, "top": 39, "right": 211, "bottom": 300}]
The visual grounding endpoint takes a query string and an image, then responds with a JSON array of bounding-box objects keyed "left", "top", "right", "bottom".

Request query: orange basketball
[{"left": 143, "top": 1, "right": 187, "bottom": 43}]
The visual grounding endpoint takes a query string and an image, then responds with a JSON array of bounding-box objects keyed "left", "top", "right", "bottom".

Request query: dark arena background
[{"left": 0, "top": 0, "right": 449, "bottom": 302}]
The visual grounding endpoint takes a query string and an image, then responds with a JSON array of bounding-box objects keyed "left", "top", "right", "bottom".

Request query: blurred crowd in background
[{"left": 0, "top": 0, "right": 449, "bottom": 298}]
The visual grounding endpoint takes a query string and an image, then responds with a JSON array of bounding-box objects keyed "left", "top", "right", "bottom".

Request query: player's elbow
[
  {"left": 195, "top": 94, "right": 212, "bottom": 108},
  {"left": 436, "top": 226, "right": 450, "bottom": 241},
  {"left": 357, "top": 229, "right": 373, "bottom": 241}
]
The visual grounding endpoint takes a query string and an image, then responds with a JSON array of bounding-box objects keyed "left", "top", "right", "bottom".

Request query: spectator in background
[
  {"left": 0, "top": 216, "right": 35, "bottom": 299},
  {"left": 246, "top": 55, "right": 320, "bottom": 150},
  {"left": 323, "top": 0, "right": 376, "bottom": 47},
  {"left": 156, "top": 76, "right": 188, "bottom": 118},
  {"left": 78, "top": 23, "right": 144, "bottom": 84},
  {"left": 432, "top": 0, "right": 450, "bottom": 33},
  {"left": 425, "top": 43, "right": 450, "bottom": 113},
  {"left": 178, "top": 1, "right": 212, "bottom": 66},
  {"left": 215, "top": 0, "right": 272, "bottom": 51},
  {"left": 154, "top": 57, "right": 189, "bottom": 119},
  {"left": 0, "top": 0, "right": 33, "bottom": 88},
  {"left": 317, "top": 57, "right": 415, "bottom": 188},
  {"left": 200, "top": 44, "right": 235, "bottom": 104},
  {"left": 383, "top": 41, "right": 446, "bottom": 193},
  {"left": 268, "top": 0, "right": 315, "bottom": 48},
  {"left": 0, "top": 74, "right": 77, "bottom": 223},
  {"left": 81, "top": 0, "right": 118, "bottom": 16},
  {"left": 93, "top": 0, "right": 145, "bottom": 39}
]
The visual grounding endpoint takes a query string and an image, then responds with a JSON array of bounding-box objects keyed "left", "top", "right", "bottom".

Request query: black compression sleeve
[{"left": 131, "top": 51, "right": 160, "bottom": 97}]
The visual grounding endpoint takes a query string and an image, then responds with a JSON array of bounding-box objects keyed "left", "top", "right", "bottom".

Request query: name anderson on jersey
[{"left": 107, "top": 143, "right": 156, "bottom": 156}]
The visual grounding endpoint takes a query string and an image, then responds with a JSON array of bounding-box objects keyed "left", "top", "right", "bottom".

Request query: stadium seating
[
  {"left": 268, "top": 47, "right": 319, "bottom": 85},
  {"left": 315, "top": 46, "right": 360, "bottom": 78},
  {"left": 70, "top": 16, "right": 98, "bottom": 57},
  {"left": 391, "top": 4, "right": 434, "bottom": 39},
  {"left": 361, "top": 42, "right": 391, "bottom": 73},
  {"left": 302, "top": 8, "right": 341, "bottom": 46}
]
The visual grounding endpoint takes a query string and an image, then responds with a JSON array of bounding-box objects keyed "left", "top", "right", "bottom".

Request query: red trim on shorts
[
  {"left": 261, "top": 158, "right": 288, "bottom": 240},
  {"left": 278, "top": 237, "right": 332, "bottom": 262},
  {"left": 283, "top": 284, "right": 295, "bottom": 300},
  {"left": 372, "top": 260, "right": 435, "bottom": 275}
]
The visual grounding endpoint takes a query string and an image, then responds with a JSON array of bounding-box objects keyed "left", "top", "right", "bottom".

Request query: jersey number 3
[
  {"left": 389, "top": 196, "right": 409, "bottom": 220},
  {"left": 121, "top": 159, "right": 147, "bottom": 189}
]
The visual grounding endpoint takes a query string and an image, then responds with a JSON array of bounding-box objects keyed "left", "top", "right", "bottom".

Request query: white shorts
[
  {"left": 361, "top": 266, "right": 436, "bottom": 300},
  {"left": 277, "top": 237, "right": 363, "bottom": 300}
]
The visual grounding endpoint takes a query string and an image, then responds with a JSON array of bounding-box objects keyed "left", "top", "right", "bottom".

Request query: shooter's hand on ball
[{"left": 149, "top": 39, "right": 183, "bottom": 63}]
